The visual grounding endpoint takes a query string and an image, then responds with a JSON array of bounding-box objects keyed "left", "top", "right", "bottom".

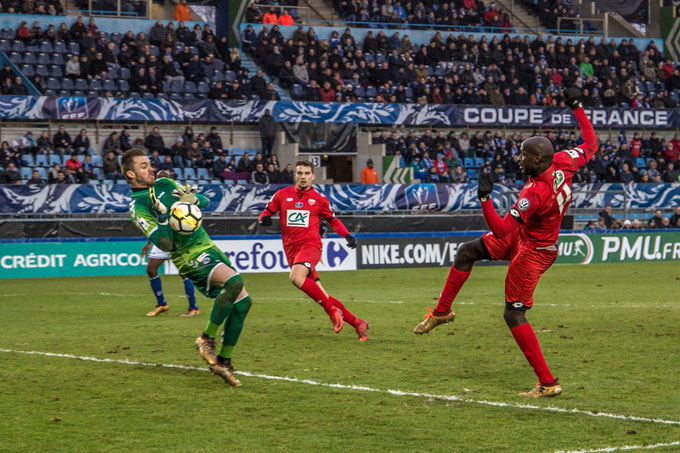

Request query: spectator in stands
[
  {"left": 186, "top": 140, "right": 203, "bottom": 167},
  {"left": 147, "top": 66, "right": 163, "bottom": 95},
  {"left": 27, "top": 169, "right": 44, "bottom": 184},
  {"left": 279, "top": 10, "right": 294, "bottom": 26},
  {"left": 251, "top": 163, "right": 269, "bottom": 184},
  {"left": 258, "top": 109, "right": 276, "bottom": 156},
  {"left": 266, "top": 163, "right": 280, "bottom": 183},
  {"left": 280, "top": 164, "right": 294, "bottom": 184},
  {"left": 1, "top": 162, "right": 21, "bottom": 184},
  {"left": 245, "top": 3, "right": 262, "bottom": 23},
  {"left": 263, "top": 7, "right": 278, "bottom": 25},
  {"left": 449, "top": 165, "right": 468, "bottom": 184},
  {"left": 131, "top": 67, "right": 150, "bottom": 93},
  {"left": 227, "top": 81, "right": 246, "bottom": 100},
  {"left": 159, "top": 155, "right": 174, "bottom": 174},
  {"left": 45, "top": 163, "right": 60, "bottom": 183},
  {"left": 174, "top": 0, "right": 190, "bottom": 21},
  {"left": 82, "top": 155, "right": 95, "bottom": 179},
  {"left": 184, "top": 54, "right": 205, "bottom": 83},
  {"left": 598, "top": 204, "right": 615, "bottom": 229},
  {"left": 664, "top": 162, "right": 679, "bottom": 183},
  {"left": 53, "top": 126, "right": 73, "bottom": 157},
  {"left": 361, "top": 159, "right": 378, "bottom": 184},
  {"left": 170, "top": 137, "right": 186, "bottom": 168},
  {"left": 144, "top": 127, "right": 166, "bottom": 155},
  {"left": 37, "top": 131, "right": 52, "bottom": 155},
  {"left": 103, "top": 151, "right": 121, "bottom": 181},
  {"left": 670, "top": 206, "right": 680, "bottom": 227},
  {"left": 212, "top": 154, "right": 229, "bottom": 180},
  {"left": 263, "top": 82, "right": 281, "bottom": 100},
  {"left": 149, "top": 21, "right": 167, "bottom": 47},
  {"left": 237, "top": 152, "right": 254, "bottom": 173},
  {"left": 659, "top": 217, "right": 672, "bottom": 229},
  {"left": 15, "top": 21, "right": 30, "bottom": 42},
  {"left": 73, "top": 129, "right": 91, "bottom": 155},
  {"left": 648, "top": 210, "right": 664, "bottom": 228},
  {"left": 209, "top": 81, "right": 227, "bottom": 99},
  {"left": 119, "top": 128, "right": 133, "bottom": 153},
  {"left": 10, "top": 77, "right": 28, "bottom": 95},
  {"left": 206, "top": 127, "right": 223, "bottom": 152},
  {"left": 65, "top": 153, "right": 83, "bottom": 173}
]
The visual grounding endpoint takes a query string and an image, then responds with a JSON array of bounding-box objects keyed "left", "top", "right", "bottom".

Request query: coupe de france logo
[
  {"left": 518, "top": 197, "right": 530, "bottom": 211},
  {"left": 286, "top": 209, "right": 309, "bottom": 227},
  {"left": 57, "top": 97, "right": 89, "bottom": 120}
]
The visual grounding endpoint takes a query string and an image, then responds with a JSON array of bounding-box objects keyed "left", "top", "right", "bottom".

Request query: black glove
[
  {"left": 564, "top": 87, "right": 583, "bottom": 110},
  {"left": 259, "top": 215, "right": 272, "bottom": 227},
  {"left": 345, "top": 234, "right": 357, "bottom": 249},
  {"left": 478, "top": 171, "right": 494, "bottom": 201}
]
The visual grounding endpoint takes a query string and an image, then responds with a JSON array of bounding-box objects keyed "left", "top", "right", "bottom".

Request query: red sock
[
  {"left": 510, "top": 323, "right": 555, "bottom": 384},
  {"left": 434, "top": 266, "right": 471, "bottom": 313},
  {"left": 328, "top": 296, "right": 357, "bottom": 326},
  {"left": 300, "top": 278, "right": 334, "bottom": 315}
]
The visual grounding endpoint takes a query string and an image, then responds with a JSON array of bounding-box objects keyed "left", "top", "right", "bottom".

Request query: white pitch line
[
  {"left": 1, "top": 348, "right": 679, "bottom": 427},
  {"left": 554, "top": 440, "right": 680, "bottom": 453}
]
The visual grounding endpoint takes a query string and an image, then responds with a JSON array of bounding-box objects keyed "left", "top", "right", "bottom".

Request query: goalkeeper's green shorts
[{"left": 177, "top": 246, "right": 237, "bottom": 298}]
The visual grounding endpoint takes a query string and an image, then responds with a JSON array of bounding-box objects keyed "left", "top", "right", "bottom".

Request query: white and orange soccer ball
[{"left": 169, "top": 202, "right": 202, "bottom": 234}]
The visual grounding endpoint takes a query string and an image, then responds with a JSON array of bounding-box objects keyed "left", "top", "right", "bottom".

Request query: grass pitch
[{"left": 1, "top": 262, "right": 679, "bottom": 452}]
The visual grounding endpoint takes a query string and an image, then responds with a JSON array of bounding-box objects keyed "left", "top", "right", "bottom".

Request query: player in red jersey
[
  {"left": 413, "top": 88, "right": 598, "bottom": 397},
  {"left": 258, "top": 160, "right": 369, "bottom": 341}
]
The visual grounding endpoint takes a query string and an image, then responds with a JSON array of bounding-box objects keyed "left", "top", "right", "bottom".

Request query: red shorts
[
  {"left": 481, "top": 229, "right": 557, "bottom": 310},
  {"left": 285, "top": 244, "right": 322, "bottom": 281}
]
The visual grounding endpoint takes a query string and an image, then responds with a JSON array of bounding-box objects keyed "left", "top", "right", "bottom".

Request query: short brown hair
[
  {"left": 121, "top": 148, "right": 146, "bottom": 176},
  {"left": 295, "top": 160, "right": 315, "bottom": 172}
]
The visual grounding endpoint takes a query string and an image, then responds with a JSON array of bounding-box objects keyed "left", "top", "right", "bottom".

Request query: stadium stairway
[
  {"left": 240, "top": 52, "right": 292, "bottom": 101},
  {"left": 482, "top": 0, "right": 541, "bottom": 32}
]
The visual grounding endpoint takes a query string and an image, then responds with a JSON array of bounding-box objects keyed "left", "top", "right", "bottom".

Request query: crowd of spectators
[
  {"left": 242, "top": 24, "right": 672, "bottom": 107},
  {"left": 331, "top": 0, "right": 512, "bottom": 32},
  {"left": 588, "top": 205, "right": 680, "bottom": 229},
  {"left": 0, "top": 0, "right": 63, "bottom": 15},
  {"left": 372, "top": 127, "right": 680, "bottom": 185},
  {"left": 0, "top": 125, "right": 293, "bottom": 185},
  {"left": 0, "top": 17, "right": 250, "bottom": 99}
]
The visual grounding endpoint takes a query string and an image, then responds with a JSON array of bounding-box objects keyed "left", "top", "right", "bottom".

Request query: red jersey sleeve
[
  {"left": 259, "top": 190, "right": 281, "bottom": 223},
  {"left": 553, "top": 149, "right": 585, "bottom": 173},
  {"left": 508, "top": 186, "right": 544, "bottom": 225},
  {"left": 321, "top": 196, "right": 350, "bottom": 237}
]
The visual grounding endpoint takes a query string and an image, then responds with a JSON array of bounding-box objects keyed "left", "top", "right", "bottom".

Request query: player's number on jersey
[{"left": 556, "top": 184, "right": 572, "bottom": 215}]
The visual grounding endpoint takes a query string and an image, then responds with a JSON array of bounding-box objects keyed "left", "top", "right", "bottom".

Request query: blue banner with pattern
[
  {"left": 0, "top": 183, "right": 678, "bottom": 215},
  {"left": 0, "top": 96, "right": 676, "bottom": 128}
]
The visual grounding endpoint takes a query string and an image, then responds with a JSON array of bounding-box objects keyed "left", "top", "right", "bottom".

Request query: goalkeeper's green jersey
[{"left": 128, "top": 178, "right": 213, "bottom": 273}]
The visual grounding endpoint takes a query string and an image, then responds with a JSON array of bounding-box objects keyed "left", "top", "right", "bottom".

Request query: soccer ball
[{"left": 169, "top": 202, "right": 202, "bottom": 235}]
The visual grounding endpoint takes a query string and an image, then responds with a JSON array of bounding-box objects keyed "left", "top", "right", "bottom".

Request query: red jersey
[
  {"left": 262, "top": 185, "right": 348, "bottom": 249},
  {"left": 508, "top": 147, "right": 587, "bottom": 247}
]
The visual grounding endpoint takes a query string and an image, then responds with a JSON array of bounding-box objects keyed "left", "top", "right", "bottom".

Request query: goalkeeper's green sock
[
  {"left": 217, "top": 295, "right": 252, "bottom": 363},
  {"left": 202, "top": 274, "right": 244, "bottom": 338}
]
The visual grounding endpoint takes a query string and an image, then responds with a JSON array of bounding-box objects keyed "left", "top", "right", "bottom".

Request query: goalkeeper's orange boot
[
  {"left": 146, "top": 304, "right": 169, "bottom": 317},
  {"left": 354, "top": 319, "right": 369, "bottom": 341},
  {"left": 413, "top": 307, "right": 455, "bottom": 334},
  {"left": 195, "top": 335, "right": 217, "bottom": 366},
  {"left": 329, "top": 307, "right": 344, "bottom": 333},
  {"left": 519, "top": 380, "right": 562, "bottom": 398},
  {"left": 180, "top": 308, "right": 200, "bottom": 317},
  {"left": 210, "top": 363, "right": 242, "bottom": 386}
]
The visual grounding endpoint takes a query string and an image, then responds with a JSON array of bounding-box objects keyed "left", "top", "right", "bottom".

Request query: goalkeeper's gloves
[
  {"left": 149, "top": 186, "right": 169, "bottom": 223},
  {"left": 345, "top": 234, "right": 357, "bottom": 249},
  {"left": 173, "top": 184, "right": 199, "bottom": 204},
  {"left": 259, "top": 215, "right": 273, "bottom": 227},
  {"left": 477, "top": 171, "right": 494, "bottom": 202},
  {"left": 564, "top": 87, "right": 583, "bottom": 110},
  {"left": 152, "top": 196, "right": 169, "bottom": 224}
]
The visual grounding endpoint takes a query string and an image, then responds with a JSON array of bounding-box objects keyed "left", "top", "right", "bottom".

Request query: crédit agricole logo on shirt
[{"left": 287, "top": 209, "right": 310, "bottom": 227}]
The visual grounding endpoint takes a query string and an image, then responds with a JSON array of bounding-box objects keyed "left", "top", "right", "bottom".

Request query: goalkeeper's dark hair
[
  {"left": 121, "top": 148, "right": 147, "bottom": 180},
  {"left": 295, "top": 159, "right": 315, "bottom": 172}
]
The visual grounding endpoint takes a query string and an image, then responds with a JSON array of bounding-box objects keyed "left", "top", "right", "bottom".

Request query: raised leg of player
[
  {"left": 414, "top": 239, "right": 485, "bottom": 334},
  {"left": 290, "top": 265, "right": 344, "bottom": 333},
  {"left": 146, "top": 258, "right": 169, "bottom": 317}
]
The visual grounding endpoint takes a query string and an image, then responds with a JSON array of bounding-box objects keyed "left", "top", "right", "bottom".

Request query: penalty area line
[
  {"left": 1, "top": 348, "right": 680, "bottom": 427},
  {"left": 553, "top": 440, "right": 680, "bottom": 452}
]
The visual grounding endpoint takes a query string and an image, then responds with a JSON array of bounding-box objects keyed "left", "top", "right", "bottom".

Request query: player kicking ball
[
  {"left": 142, "top": 170, "right": 199, "bottom": 318},
  {"left": 413, "top": 88, "right": 597, "bottom": 397},
  {"left": 258, "top": 160, "right": 369, "bottom": 341},
  {"left": 124, "top": 148, "right": 252, "bottom": 386}
]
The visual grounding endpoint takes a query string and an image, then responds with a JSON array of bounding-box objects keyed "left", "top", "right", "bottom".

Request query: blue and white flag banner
[
  {"left": 1, "top": 183, "right": 678, "bottom": 215},
  {"left": 0, "top": 96, "right": 674, "bottom": 128}
]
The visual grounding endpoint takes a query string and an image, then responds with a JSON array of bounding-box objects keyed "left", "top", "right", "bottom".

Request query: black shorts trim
[
  {"left": 505, "top": 300, "right": 531, "bottom": 311},
  {"left": 479, "top": 236, "right": 492, "bottom": 261},
  {"left": 292, "top": 261, "right": 313, "bottom": 273}
]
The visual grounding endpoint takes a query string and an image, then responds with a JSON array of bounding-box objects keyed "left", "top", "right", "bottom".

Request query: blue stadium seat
[
  {"left": 198, "top": 179, "right": 209, "bottom": 185},
  {"left": 54, "top": 41, "right": 67, "bottom": 53},
  {"left": 35, "top": 65, "right": 48, "bottom": 77},
  {"left": 474, "top": 157, "right": 485, "bottom": 167},
  {"left": 120, "top": 67, "right": 131, "bottom": 80},
  {"left": 88, "top": 179, "right": 99, "bottom": 184},
  {"left": 73, "top": 90, "right": 86, "bottom": 98},
  {"left": 9, "top": 52, "right": 21, "bottom": 64},
  {"left": 107, "top": 66, "right": 119, "bottom": 79},
  {"left": 463, "top": 158, "right": 474, "bottom": 168},
  {"left": 197, "top": 81, "right": 209, "bottom": 94},
  {"left": 103, "top": 179, "right": 114, "bottom": 184},
  {"left": 225, "top": 179, "right": 235, "bottom": 185},
  {"left": 44, "top": 89, "right": 57, "bottom": 96},
  {"left": 118, "top": 80, "right": 129, "bottom": 91},
  {"left": 49, "top": 155, "right": 62, "bottom": 166},
  {"left": 169, "top": 92, "right": 183, "bottom": 101},
  {"left": 50, "top": 65, "right": 63, "bottom": 77},
  {"left": 39, "top": 41, "right": 53, "bottom": 52},
  {"left": 75, "top": 79, "right": 89, "bottom": 91},
  {"left": 102, "top": 79, "right": 116, "bottom": 92},
  {"left": 245, "top": 148, "right": 257, "bottom": 155},
  {"left": 169, "top": 80, "right": 183, "bottom": 93},
  {"left": 0, "top": 39, "right": 9, "bottom": 51},
  {"left": 466, "top": 169, "right": 477, "bottom": 179},
  {"left": 231, "top": 147, "right": 243, "bottom": 156},
  {"left": 23, "top": 155, "right": 34, "bottom": 166},
  {"left": 36, "top": 167, "right": 47, "bottom": 179},
  {"left": 68, "top": 42, "right": 79, "bottom": 53},
  {"left": 197, "top": 168, "right": 209, "bottom": 179},
  {"left": 636, "top": 158, "right": 646, "bottom": 169},
  {"left": 366, "top": 86, "right": 378, "bottom": 99},
  {"left": 292, "top": 84, "right": 305, "bottom": 99},
  {"left": 142, "top": 92, "right": 155, "bottom": 99},
  {"left": 225, "top": 71, "right": 236, "bottom": 83},
  {"left": 35, "top": 155, "right": 48, "bottom": 166},
  {"left": 0, "top": 28, "right": 12, "bottom": 39},
  {"left": 173, "top": 168, "right": 183, "bottom": 179},
  {"left": 184, "top": 81, "right": 197, "bottom": 93},
  {"left": 91, "top": 155, "right": 102, "bottom": 167},
  {"left": 20, "top": 65, "right": 34, "bottom": 76},
  {"left": 354, "top": 85, "right": 365, "bottom": 98},
  {"left": 21, "top": 167, "right": 33, "bottom": 180},
  {"left": 129, "top": 92, "right": 141, "bottom": 98},
  {"left": 37, "top": 53, "right": 50, "bottom": 65},
  {"left": 236, "top": 179, "right": 248, "bottom": 185},
  {"left": 11, "top": 40, "right": 25, "bottom": 52},
  {"left": 51, "top": 53, "right": 64, "bottom": 65},
  {"left": 111, "top": 32, "right": 122, "bottom": 43},
  {"left": 61, "top": 79, "right": 74, "bottom": 90},
  {"left": 183, "top": 168, "right": 197, "bottom": 179},
  {"left": 58, "top": 90, "right": 72, "bottom": 97},
  {"left": 86, "top": 90, "right": 98, "bottom": 98}
]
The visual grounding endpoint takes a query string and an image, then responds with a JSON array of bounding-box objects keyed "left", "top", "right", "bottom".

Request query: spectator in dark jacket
[
  {"left": 73, "top": 129, "right": 91, "bottom": 154},
  {"left": 144, "top": 127, "right": 166, "bottom": 154},
  {"left": 237, "top": 153, "right": 254, "bottom": 173},
  {"left": 251, "top": 163, "right": 269, "bottom": 184},
  {"left": 258, "top": 109, "right": 276, "bottom": 156},
  {"left": 53, "top": 125, "right": 72, "bottom": 157},
  {"left": 598, "top": 204, "right": 615, "bottom": 228}
]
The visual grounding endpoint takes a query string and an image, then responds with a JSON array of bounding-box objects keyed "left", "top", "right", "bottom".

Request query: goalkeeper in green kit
[{"left": 123, "top": 148, "right": 251, "bottom": 386}]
